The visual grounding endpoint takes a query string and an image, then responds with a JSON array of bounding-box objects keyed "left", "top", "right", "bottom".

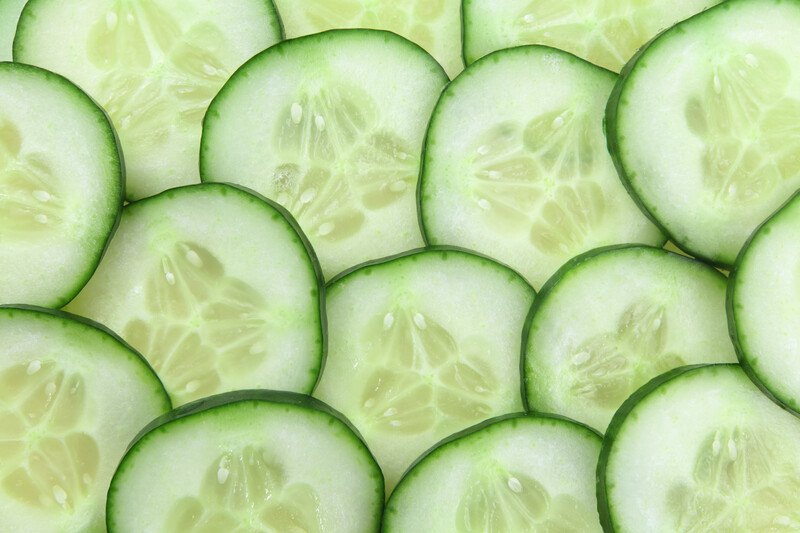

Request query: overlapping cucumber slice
[
  {"left": 420, "top": 46, "right": 663, "bottom": 289},
  {"left": 65, "top": 184, "right": 323, "bottom": 406},
  {"left": 313, "top": 249, "right": 535, "bottom": 492},
  {"left": 462, "top": 0, "right": 722, "bottom": 71},
  {"left": 0, "top": 306, "right": 170, "bottom": 532},
  {"left": 0, "top": 0, "right": 26, "bottom": 60},
  {"left": 524, "top": 245, "right": 736, "bottom": 432},
  {"left": 272, "top": 0, "right": 463, "bottom": 77},
  {"left": 14, "top": 0, "right": 282, "bottom": 199},
  {"left": 107, "top": 391, "right": 383, "bottom": 532},
  {"left": 0, "top": 62, "right": 122, "bottom": 307},
  {"left": 201, "top": 30, "right": 448, "bottom": 279},
  {"left": 607, "top": 0, "right": 800, "bottom": 265},
  {"left": 600, "top": 365, "right": 800, "bottom": 531},
  {"left": 384, "top": 414, "right": 602, "bottom": 532}
]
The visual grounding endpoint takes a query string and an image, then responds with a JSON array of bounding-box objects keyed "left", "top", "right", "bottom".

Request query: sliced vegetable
[
  {"left": 384, "top": 413, "right": 602, "bottom": 532},
  {"left": 0, "top": 305, "right": 170, "bottom": 532},
  {"left": 0, "top": 0, "right": 26, "bottom": 61},
  {"left": 0, "top": 62, "right": 122, "bottom": 307},
  {"left": 14, "top": 0, "right": 282, "bottom": 200},
  {"left": 419, "top": 45, "right": 663, "bottom": 289},
  {"left": 65, "top": 183, "right": 323, "bottom": 406},
  {"left": 107, "top": 391, "right": 383, "bottom": 532},
  {"left": 201, "top": 29, "right": 448, "bottom": 279},
  {"left": 313, "top": 248, "right": 535, "bottom": 492}
]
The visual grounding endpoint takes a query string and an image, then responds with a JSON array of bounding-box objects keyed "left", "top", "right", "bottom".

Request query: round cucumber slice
[
  {"left": 462, "top": 0, "right": 722, "bottom": 72},
  {"left": 599, "top": 364, "right": 800, "bottom": 531},
  {"left": 64, "top": 183, "right": 323, "bottom": 406},
  {"left": 313, "top": 248, "right": 535, "bottom": 492},
  {"left": 107, "top": 391, "right": 383, "bottom": 532},
  {"left": 0, "top": 0, "right": 26, "bottom": 61},
  {"left": 730, "top": 190, "right": 800, "bottom": 414},
  {"left": 384, "top": 414, "right": 602, "bottom": 532},
  {"left": 201, "top": 29, "right": 448, "bottom": 279},
  {"left": 0, "top": 62, "right": 122, "bottom": 308},
  {"left": 272, "top": 0, "right": 463, "bottom": 78},
  {"left": 524, "top": 245, "right": 736, "bottom": 432},
  {"left": 14, "top": 0, "right": 282, "bottom": 200},
  {"left": 607, "top": 0, "right": 800, "bottom": 266},
  {"left": 420, "top": 46, "right": 664, "bottom": 289},
  {"left": 0, "top": 306, "right": 170, "bottom": 532}
]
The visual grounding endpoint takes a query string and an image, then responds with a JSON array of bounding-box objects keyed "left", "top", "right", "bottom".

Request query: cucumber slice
[
  {"left": 420, "top": 46, "right": 663, "bottom": 290},
  {"left": 0, "top": 0, "right": 26, "bottom": 60},
  {"left": 201, "top": 30, "right": 448, "bottom": 279},
  {"left": 64, "top": 183, "right": 323, "bottom": 406},
  {"left": 599, "top": 364, "right": 800, "bottom": 531},
  {"left": 0, "top": 62, "right": 122, "bottom": 308},
  {"left": 524, "top": 245, "right": 736, "bottom": 433},
  {"left": 107, "top": 391, "right": 383, "bottom": 532},
  {"left": 730, "top": 190, "right": 800, "bottom": 413},
  {"left": 384, "top": 413, "right": 602, "bottom": 532},
  {"left": 0, "top": 306, "right": 170, "bottom": 532},
  {"left": 462, "top": 0, "right": 722, "bottom": 72},
  {"left": 14, "top": 0, "right": 282, "bottom": 200},
  {"left": 272, "top": 0, "right": 463, "bottom": 78},
  {"left": 313, "top": 248, "right": 535, "bottom": 492},
  {"left": 607, "top": 0, "right": 800, "bottom": 266}
]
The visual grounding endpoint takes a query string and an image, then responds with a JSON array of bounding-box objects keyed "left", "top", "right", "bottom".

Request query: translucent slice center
[
  {"left": 467, "top": 114, "right": 606, "bottom": 255},
  {"left": 0, "top": 359, "right": 98, "bottom": 511},
  {"left": 456, "top": 463, "right": 596, "bottom": 532},
  {"left": 568, "top": 300, "right": 684, "bottom": 408},
  {"left": 270, "top": 86, "right": 417, "bottom": 242},
  {"left": 685, "top": 48, "right": 800, "bottom": 204},
  {"left": 357, "top": 306, "right": 498, "bottom": 435},
  {"left": 163, "top": 446, "right": 323, "bottom": 532},
  {"left": 0, "top": 117, "right": 64, "bottom": 238},
  {"left": 86, "top": 1, "right": 230, "bottom": 151},
  {"left": 668, "top": 427, "right": 800, "bottom": 531},
  {"left": 122, "top": 242, "right": 274, "bottom": 405}
]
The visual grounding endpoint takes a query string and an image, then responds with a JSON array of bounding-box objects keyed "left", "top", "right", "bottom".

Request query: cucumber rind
[
  {"left": 106, "top": 389, "right": 384, "bottom": 531},
  {"left": 0, "top": 61, "right": 124, "bottom": 308},
  {"left": 728, "top": 187, "right": 800, "bottom": 415}
]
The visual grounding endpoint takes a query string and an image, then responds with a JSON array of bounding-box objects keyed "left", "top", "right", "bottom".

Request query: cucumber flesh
[
  {"left": 384, "top": 414, "right": 602, "bottom": 532},
  {"left": 65, "top": 184, "right": 323, "bottom": 406},
  {"left": 420, "top": 46, "right": 663, "bottom": 289},
  {"left": 313, "top": 249, "right": 535, "bottom": 492},
  {"left": 0, "top": 62, "right": 122, "bottom": 307},
  {"left": 14, "top": 0, "right": 282, "bottom": 200},
  {"left": 0, "top": 306, "right": 170, "bottom": 533},
  {"left": 201, "top": 30, "right": 448, "bottom": 279},
  {"left": 272, "top": 0, "right": 463, "bottom": 78},
  {"left": 107, "top": 391, "right": 383, "bottom": 532},
  {"left": 525, "top": 245, "right": 736, "bottom": 432},
  {"left": 607, "top": 0, "right": 800, "bottom": 265},
  {"left": 0, "top": 0, "right": 26, "bottom": 61},
  {"left": 462, "top": 0, "right": 722, "bottom": 72},
  {"left": 600, "top": 365, "right": 800, "bottom": 531},
  {"left": 731, "top": 190, "right": 800, "bottom": 413}
]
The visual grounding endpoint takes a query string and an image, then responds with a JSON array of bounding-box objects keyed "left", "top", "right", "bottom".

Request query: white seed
[
  {"left": 315, "top": 115, "right": 326, "bottom": 131},
  {"left": 558, "top": 243, "right": 570, "bottom": 253},
  {"left": 300, "top": 188, "right": 316, "bottom": 204},
  {"left": 389, "top": 180, "right": 408, "bottom": 192},
  {"left": 318, "top": 222, "right": 334, "bottom": 236},
  {"left": 728, "top": 183, "right": 738, "bottom": 196},
  {"left": 712, "top": 431, "right": 722, "bottom": 456},
  {"left": 364, "top": 398, "right": 375, "bottom": 408},
  {"left": 185, "top": 380, "right": 201, "bottom": 393},
  {"left": 383, "top": 312, "right": 395, "bottom": 330},
  {"left": 507, "top": 477, "right": 523, "bottom": 493},
  {"left": 82, "top": 474, "right": 92, "bottom": 485},
  {"left": 34, "top": 214, "right": 48, "bottom": 224},
  {"left": 477, "top": 144, "right": 490, "bottom": 155},
  {"left": 413, "top": 313, "right": 427, "bottom": 330},
  {"left": 202, "top": 64, "right": 217, "bottom": 76},
  {"left": 745, "top": 53, "right": 759, "bottom": 68},
  {"left": 290, "top": 102, "right": 303, "bottom": 124},
  {"left": 713, "top": 74, "right": 722, "bottom": 94},
  {"left": 474, "top": 386, "right": 487, "bottom": 393},
  {"left": 217, "top": 467, "right": 230, "bottom": 484},
  {"left": 383, "top": 407, "right": 398, "bottom": 417},
  {"left": 651, "top": 318, "right": 662, "bottom": 331},
  {"left": 52, "top": 485, "right": 67, "bottom": 505},
  {"left": 32, "top": 190, "right": 51, "bottom": 202},
  {"left": 487, "top": 170, "right": 501, "bottom": 180},
  {"left": 727, "top": 437, "right": 738, "bottom": 460},
  {"left": 106, "top": 11, "right": 118, "bottom": 30},
  {"left": 249, "top": 342, "right": 265, "bottom": 355},
  {"left": 165, "top": 271, "right": 176, "bottom": 285},
  {"left": 552, "top": 116, "right": 565, "bottom": 129},
  {"left": 45, "top": 382, "right": 56, "bottom": 397},
  {"left": 523, "top": 13, "right": 536, "bottom": 24},
  {"left": 126, "top": 12, "right": 134, "bottom": 23},
  {"left": 185, "top": 249, "right": 203, "bottom": 268},
  {"left": 26, "top": 360, "right": 42, "bottom": 375},
  {"left": 477, "top": 198, "right": 491, "bottom": 210},
  {"left": 572, "top": 351, "right": 590, "bottom": 366},
  {"left": 396, "top": 151, "right": 408, "bottom": 160},
  {"left": 389, "top": 420, "right": 402, "bottom": 427}
]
